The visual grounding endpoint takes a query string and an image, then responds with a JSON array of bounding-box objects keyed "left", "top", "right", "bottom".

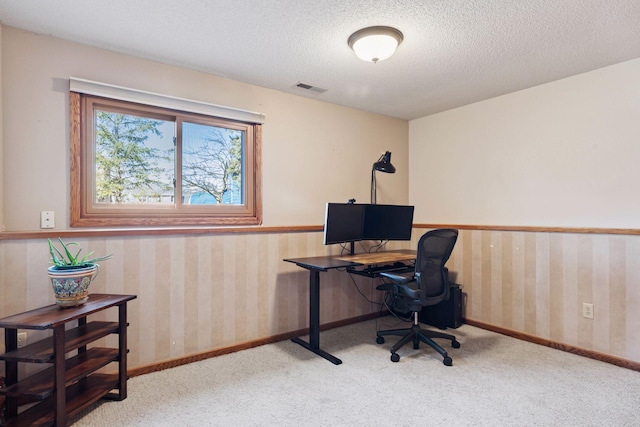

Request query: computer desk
[{"left": 283, "top": 249, "right": 416, "bottom": 365}]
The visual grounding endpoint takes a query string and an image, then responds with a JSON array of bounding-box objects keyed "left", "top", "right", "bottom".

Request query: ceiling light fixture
[{"left": 348, "top": 26, "right": 404, "bottom": 63}]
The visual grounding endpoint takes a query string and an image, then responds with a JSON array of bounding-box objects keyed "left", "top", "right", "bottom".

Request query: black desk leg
[{"left": 291, "top": 269, "right": 342, "bottom": 365}]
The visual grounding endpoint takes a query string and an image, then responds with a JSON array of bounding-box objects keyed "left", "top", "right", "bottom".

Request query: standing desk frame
[{"left": 283, "top": 250, "right": 416, "bottom": 365}]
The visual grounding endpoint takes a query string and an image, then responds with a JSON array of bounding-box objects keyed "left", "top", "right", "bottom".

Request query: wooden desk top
[
  {"left": 284, "top": 250, "right": 416, "bottom": 271},
  {"left": 334, "top": 249, "right": 416, "bottom": 265}
]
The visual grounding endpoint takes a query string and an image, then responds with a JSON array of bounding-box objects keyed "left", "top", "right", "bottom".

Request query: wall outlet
[
  {"left": 17, "top": 332, "right": 27, "bottom": 348},
  {"left": 582, "top": 303, "right": 594, "bottom": 319},
  {"left": 40, "top": 211, "right": 55, "bottom": 229}
]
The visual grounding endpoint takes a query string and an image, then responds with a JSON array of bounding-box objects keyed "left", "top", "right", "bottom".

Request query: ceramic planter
[{"left": 48, "top": 264, "right": 99, "bottom": 308}]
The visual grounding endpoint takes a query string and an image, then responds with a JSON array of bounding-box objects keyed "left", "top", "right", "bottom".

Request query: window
[{"left": 70, "top": 90, "right": 262, "bottom": 227}]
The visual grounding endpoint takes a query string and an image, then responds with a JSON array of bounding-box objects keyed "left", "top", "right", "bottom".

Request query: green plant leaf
[{"left": 48, "top": 238, "right": 112, "bottom": 266}]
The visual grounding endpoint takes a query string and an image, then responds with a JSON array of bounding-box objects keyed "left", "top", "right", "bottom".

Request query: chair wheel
[
  {"left": 452, "top": 340, "right": 460, "bottom": 348},
  {"left": 443, "top": 357, "right": 453, "bottom": 366},
  {"left": 391, "top": 353, "right": 400, "bottom": 362},
  {"left": 376, "top": 336, "right": 385, "bottom": 344}
]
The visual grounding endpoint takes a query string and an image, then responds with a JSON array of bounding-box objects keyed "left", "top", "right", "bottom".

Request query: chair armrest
[
  {"left": 378, "top": 272, "right": 420, "bottom": 299},
  {"left": 395, "top": 282, "right": 420, "bottom": 300},
  {"left": 379, "top": 271, "right": 413, "bottom": 284}
]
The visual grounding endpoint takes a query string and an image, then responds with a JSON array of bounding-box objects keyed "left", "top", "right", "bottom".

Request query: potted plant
[{"left": 47, "top": 238, "right": 112, "bottom": 308}]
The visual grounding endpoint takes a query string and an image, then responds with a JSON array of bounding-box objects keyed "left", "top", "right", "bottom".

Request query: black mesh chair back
[{"left": 415, "top": 228, "right": 458, "bottom": 306}]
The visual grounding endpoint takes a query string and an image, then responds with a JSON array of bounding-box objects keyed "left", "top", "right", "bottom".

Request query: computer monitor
[
  {"left": 323, "top": 203, "right": 366, "bottom": 245},
  {"left": 362, "top": 204, "right": 414, "bottom": 241},
  {"left": 323, "top": 203, "right": 415, "bottom": 247}
]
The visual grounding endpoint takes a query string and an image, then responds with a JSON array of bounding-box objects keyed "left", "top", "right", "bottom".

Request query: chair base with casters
[{"left": 376, "top": 312, "right": 460, "bottom": 365}]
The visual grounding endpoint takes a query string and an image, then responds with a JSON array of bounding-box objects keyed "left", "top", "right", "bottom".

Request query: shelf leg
[
  {"left": 4, "top": 329, "right": 18, "bottom": 418},
  {"left": 117, "top": 302, "right": 128, "bottom": 400},
  {"left": 53, "top": 325, "right": 67, "bottom": 426},
  {"left": 78, "top": 315, "right": 88, "bottom": 354}
]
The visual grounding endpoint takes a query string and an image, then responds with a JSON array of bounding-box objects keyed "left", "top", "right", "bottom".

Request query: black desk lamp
[{"left": 371, "top": 151, "right": 396, "bottom": 204}]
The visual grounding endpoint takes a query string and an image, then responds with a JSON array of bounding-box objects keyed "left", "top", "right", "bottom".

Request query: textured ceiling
[{"left": 1, "top": 0, "right": 639, "bottom": 120}]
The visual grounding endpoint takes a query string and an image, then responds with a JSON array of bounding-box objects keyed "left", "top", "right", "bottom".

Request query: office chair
[{"left": 376, "top": 228, "right": 460, "bottom": 365}]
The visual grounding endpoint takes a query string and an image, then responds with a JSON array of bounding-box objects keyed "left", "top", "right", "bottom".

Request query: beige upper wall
[
  {"left": 0, "top": 24, "right": 4, "bottom": 230},
  {"left": 409, "top": 58, "right": 640, "bottom": 228},
  {"left": 0, "top": 26, "right": 408, "bottom": 231}
]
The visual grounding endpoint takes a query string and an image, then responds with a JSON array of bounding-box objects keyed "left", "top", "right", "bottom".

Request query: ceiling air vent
[{"left": 295, "top": 82, "right": 328, "bottom": 94}]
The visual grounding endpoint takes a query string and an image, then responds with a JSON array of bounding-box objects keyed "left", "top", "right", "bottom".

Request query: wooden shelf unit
[{"left": 0, "top": 294, "right": 136, "bottom": 426}]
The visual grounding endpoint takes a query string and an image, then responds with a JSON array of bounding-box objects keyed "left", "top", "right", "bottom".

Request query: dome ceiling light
[{"left": 348, "top": 26, "right": 404, "bottom": 63}]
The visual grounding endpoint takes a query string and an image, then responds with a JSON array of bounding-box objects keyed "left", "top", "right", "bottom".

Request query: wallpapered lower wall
[
  {"left": 1, "top": 228, "right": 639, "bottom": 370},
  {"left": 448, "top": 229, "right": 640, "bottom": 363},
  {"left": 0, "top": 232, "right": 386, "bottom": 369}
]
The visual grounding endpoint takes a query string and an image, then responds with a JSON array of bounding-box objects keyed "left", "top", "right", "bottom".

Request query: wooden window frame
[{"left": 70, "top": 92, "right": 262, "bottom": 227}]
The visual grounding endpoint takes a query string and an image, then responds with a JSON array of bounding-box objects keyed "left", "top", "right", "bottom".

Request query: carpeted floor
[{"left": 70, "top": 318, "right": 640, "bottom": 426}]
